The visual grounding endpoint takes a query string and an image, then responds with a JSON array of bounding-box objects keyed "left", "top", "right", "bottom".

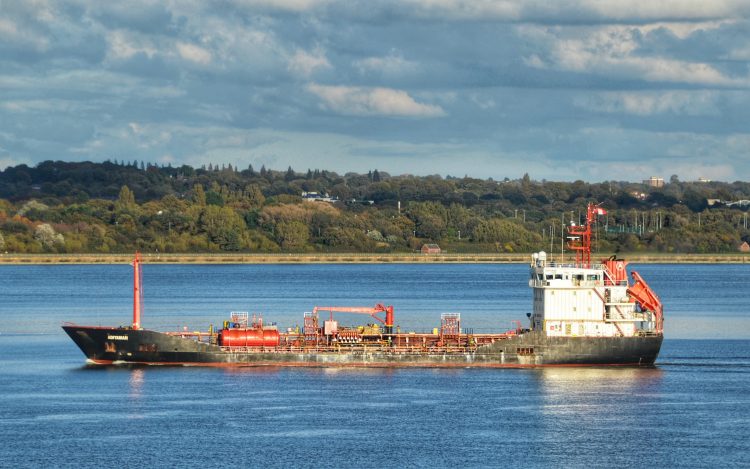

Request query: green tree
[
  {"left": 275, "top": 220, "right": 309, "bottom": 250},
  {"left": 199, "top": 206, "right": 245, "bottom": 251},
  {"left": 285, "top": 166, "right": 296, "bottom": 182}
]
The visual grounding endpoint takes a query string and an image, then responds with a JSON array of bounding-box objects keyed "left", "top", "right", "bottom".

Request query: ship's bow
[{"left": 62, "top": 325, "right": 123, "bottom": 364}]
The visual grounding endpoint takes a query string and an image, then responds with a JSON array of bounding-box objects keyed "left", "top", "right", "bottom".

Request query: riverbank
[{"left": 1, "top": 252, "right": 749, "bottom": 264}]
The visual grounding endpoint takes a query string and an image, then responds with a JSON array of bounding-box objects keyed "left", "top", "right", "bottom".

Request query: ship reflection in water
[
  {"left": 128, "top": 368, "right": 145, "bottom": 400},
  {"left": 535, "top": 367, "right": 664, "bottom": 422}
]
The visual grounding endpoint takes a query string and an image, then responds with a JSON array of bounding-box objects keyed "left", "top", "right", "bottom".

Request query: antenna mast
[{"left": 567, "top": 203, "right": 606, "bottom": 267}]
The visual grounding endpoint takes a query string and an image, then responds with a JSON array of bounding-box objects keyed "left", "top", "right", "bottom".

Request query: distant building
[
  {"left": 707, "top": 199, "right": 721, "bottom": 206},
  {"left": 725, "top": 200, "right": 750, "bottom": 208},
  {"left": 643, "top": 177, "right": 664, "bottom": 188},
  {"left": 346, "top": 198, "right": 374, "bottom": 206},
  {"left": 697, "top": 177, "right": 712, "bottom": 183},
  {"left": 301, "top": 192, "right": 338, "bottom": 203},
  {"left": 740, "top": 242, "right": 750, "bottom": 253},
  {"left": 421, "top": 244, "right": 442, "bottom": 254}
]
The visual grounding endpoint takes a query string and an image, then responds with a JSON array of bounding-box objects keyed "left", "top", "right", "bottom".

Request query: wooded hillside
[{"left": 1, "top": 160, "right": 748, "bottom": 254}]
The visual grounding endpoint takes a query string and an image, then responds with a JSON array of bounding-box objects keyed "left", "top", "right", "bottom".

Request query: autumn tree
[
  {"left": 193, "top": 184, "right": 207, "bottom": 206},
  {"left": 115, "top": 186, "right": 136, "bottom": 211},
  {"left": 34, "top": 223, "right": 64, "bottom": 251},
  {"left": 275, "top": 220, "right": 308, "bottom": 250}
]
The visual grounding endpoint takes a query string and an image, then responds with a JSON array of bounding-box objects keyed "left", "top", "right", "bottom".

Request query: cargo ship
[{"left": 63, "top": 203, "right": 663, "bottom": 367}]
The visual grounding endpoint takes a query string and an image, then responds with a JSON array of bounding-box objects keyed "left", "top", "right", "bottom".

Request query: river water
[{"left": 0, "top": 263, "right": 748, "bottom": 467}]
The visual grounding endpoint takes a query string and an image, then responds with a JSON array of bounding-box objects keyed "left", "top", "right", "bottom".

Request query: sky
[{"left": 1, "top": 0, "right": 749, "bottom": 182}]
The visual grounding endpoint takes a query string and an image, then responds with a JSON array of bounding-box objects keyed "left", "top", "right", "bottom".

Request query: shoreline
[{"left": 1, "top": 252, "right": 749, "bottom": 264}]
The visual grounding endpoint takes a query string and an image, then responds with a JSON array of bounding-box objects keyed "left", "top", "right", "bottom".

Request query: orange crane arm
[
  {"left": 627, "top": 271, "right": 664, "bottom": 333},
  {"left": 312, "top": 304, "right": 394, "bottom": 327}
]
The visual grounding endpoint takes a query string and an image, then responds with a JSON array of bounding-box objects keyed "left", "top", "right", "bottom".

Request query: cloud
[
  {"left": 85, "top": 2, "right": 174, "bottom": 33},
  {"left": 354, "top": 51, "right": 419, "bottom": 77},
  {"left": 307, "top": 84, "right": 446, "bottom": 117},
  {"left": 469, "top": 94, "right": 496, "bottom": 110},
  {"left": 574, "top": 91, "right": 720, "bottom": 116},
  {"left": 1, "top": 0, "right": 749, "bottom": 181},
  {"left": 522, "top": 24, "right": 749, "bottom": 87},
  {"left": 287, "top": 46, "right": 331, "bottom": 77},
  {"left": 176, "top": 42, "right": 212, "bottom": 65},
  {"left": 227, "top": 0, "right": 332, "bottom": 13},
  {"left": 107, "top": 30, "right": 158, "bottom": 60},
  {"left": 397, "top": 0, "right": 750, "bottom": 23},
  {"left": 0, "top": 17, "right": 50, "bottom": 52},
  {"left": 727, "top": 44, "right": 750, "bottom": 60}
]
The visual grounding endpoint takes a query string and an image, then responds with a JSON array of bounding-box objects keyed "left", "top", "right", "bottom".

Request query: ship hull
[{"left": 63, "top": 326, "right": 662, "bottom": 367}]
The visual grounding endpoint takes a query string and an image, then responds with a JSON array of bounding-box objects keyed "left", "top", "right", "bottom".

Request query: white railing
[
  {"left": 529, "top": 279, "right": 602, "bottom": 288},
  {"left": 541, "top": 261, "right": 606, "bottom": 270}
]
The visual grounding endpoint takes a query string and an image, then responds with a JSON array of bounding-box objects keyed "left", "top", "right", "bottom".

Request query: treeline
[{"left": 1, "top": 160, "right": 749, "bottom": 254}]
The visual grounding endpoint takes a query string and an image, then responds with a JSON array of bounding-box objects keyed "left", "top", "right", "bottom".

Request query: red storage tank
[{"left": 220, "top": 328, "right": 280, "bottom": 347}]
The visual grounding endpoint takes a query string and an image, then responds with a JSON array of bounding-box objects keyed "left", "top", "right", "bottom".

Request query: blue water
[{"left": 1, "top": 263, "right": 749, "bottom": 467}]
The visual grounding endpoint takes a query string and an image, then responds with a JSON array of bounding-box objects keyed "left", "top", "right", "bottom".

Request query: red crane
[{"left": 312, "top": 304, "right": 395, "bottom": 334}]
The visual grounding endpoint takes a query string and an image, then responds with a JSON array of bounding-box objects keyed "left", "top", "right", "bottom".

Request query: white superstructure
[{"left": 528, "top": 251, "right": 659, "bottom": 338}]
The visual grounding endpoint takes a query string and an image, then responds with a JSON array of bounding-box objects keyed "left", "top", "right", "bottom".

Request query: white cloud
[
  {"left": 287, "top": 46, "right": 331, "bottom": 77},
  {"left": 402, "top": 0, "right": 521, "bottom": 20},
  {"left": 107, "top": 30, "right": 158, "bottom": 59},
  {"left": 636, "top": 20, "right": 730, "bottom": 39},
  {"left": 574, "top": 91, "right": 720, "bottom": 116},
  {"left": 128, "top": 123, "right": 172, "bottom": 149},
  {"left": 128, "top": 122, "right": 143, "bottom": 135},
  {"left": 727, "top": 44, "right": 750, "bottom": 60},
  {"left": 0, "top": 18, "right": 18, "bottom": 36},
  {"left": 400, "top": 0, "right": 750, "bottom": 22},
  {"left": 3, "top": 0, "right": 750, "bottom": 181},
  {"left": 0, "top": 17, "right": 50, "bottom": 51},
  {"left": 523, "top": 25, "right": 749, "bottom": 87},
  {"left": 228, "top": 0, "right": 331, "bottom": 13},
  {"left": 469, "top": 93, "right": 496, "bottom": 110},
  {"left": 307, "top": 84, "right": 447, "bottom": 117},
  {"left": 355, "top": 51, "right": 419, "bottom": 76},
  {"left": 176, "top": 42, "right": 212, "bottom": 65},
  {"left": 578, "top": 0, "right": 747, "bottom": 22}
]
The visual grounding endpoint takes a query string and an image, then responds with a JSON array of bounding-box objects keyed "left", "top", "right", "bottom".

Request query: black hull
[{"left": 63, "top": 326, "right": 663, "bottom": 367}]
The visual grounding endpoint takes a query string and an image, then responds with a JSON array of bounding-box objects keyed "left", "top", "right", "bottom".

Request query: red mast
[
  {"left": 132, "top": 251, "right": 142, "bottom": 330},
  {"left": 567, "top": 203, "right": 606, "bottom": 267}
]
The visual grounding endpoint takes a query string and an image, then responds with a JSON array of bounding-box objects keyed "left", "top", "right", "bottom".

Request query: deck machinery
[{"left": 214, "top": 305, "right": 515, "bottom": 352}]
